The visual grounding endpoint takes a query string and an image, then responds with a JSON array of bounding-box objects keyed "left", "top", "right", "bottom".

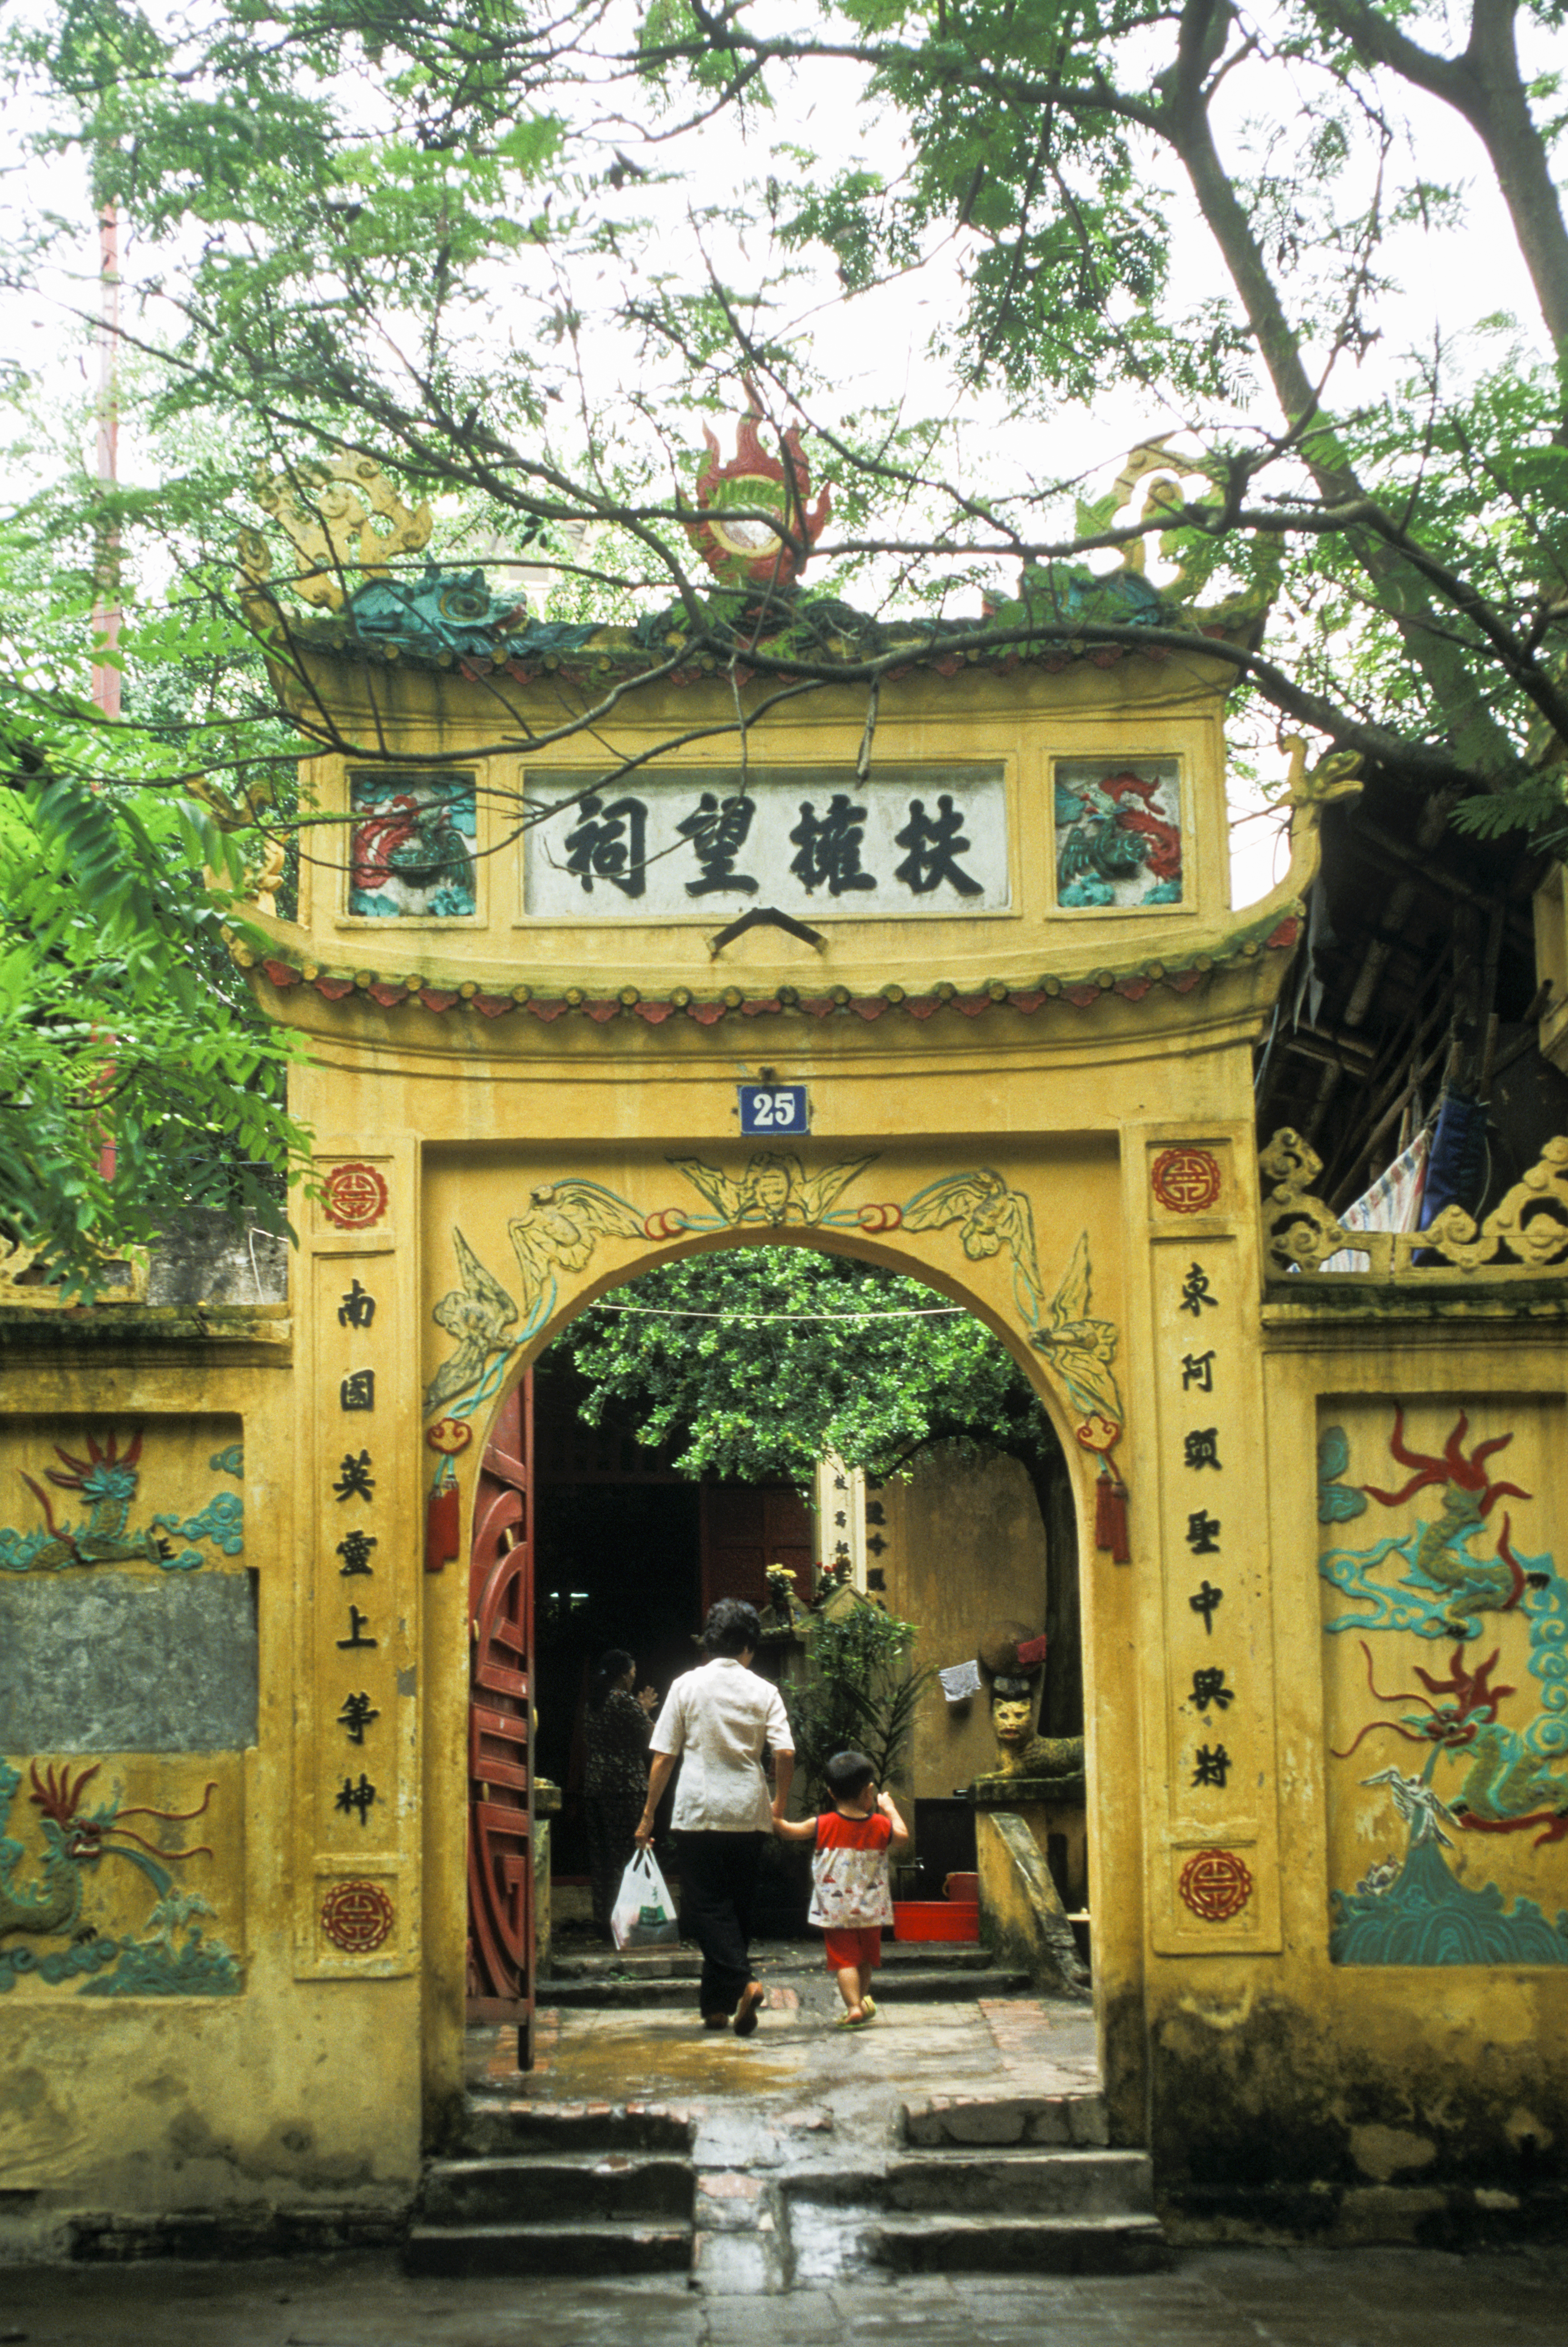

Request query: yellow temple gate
[{"left": 4, "top": 448, "right": 1568, "bottom": 2257}]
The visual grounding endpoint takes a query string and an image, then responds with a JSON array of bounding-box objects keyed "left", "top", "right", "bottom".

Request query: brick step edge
[
  {"left": 455, "top": 2102, "right": 696, "bottom": 2155},
  {"left": 864, "top": 2212, "right": 1173, "bottom": 2277},
  {"left": 779, "top": 2148, "right": 1154, "bottom": 2217},
  {"left": 543, "top": 1967, "right": 1030, "bottom": 2009},
  {"left": 419, "top": 2152, "right": 694, "bottom": 2215},
  {"left": 404, "top": 2219, "right": 693, "bottom": 2277},
  {"left": 68, "top": 2210, "right": 405, "bottom": 2262},
  {"left": 902, "top": 2093, "right": 1110, "bottom": 2149}
]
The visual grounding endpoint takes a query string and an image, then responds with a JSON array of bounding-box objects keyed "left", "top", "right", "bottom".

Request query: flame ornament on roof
[{"left": 684, "top": 382, "right": 832, "bottom": 594}]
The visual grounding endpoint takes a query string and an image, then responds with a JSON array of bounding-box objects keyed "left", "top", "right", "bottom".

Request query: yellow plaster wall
[
  {"left": 1139, "top": 1312, "right": 1568, "bottom": 2239},
  {"left": 21, "top": 645, "right": 1568, "bottom": 2249},
  {"left": 878, "top": 1447, "right": 1052, "bottom": 1800},
  {"left": 275, "top": 652, "right": 1238, "bottom": 1003},
  {"left": 0, "top": 1339, "right": 424, "bottom": 2257}
]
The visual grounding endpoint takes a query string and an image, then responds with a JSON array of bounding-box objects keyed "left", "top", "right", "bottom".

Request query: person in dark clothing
[
  {"left": 584, "top": 1647, "right": 656, "bottom": 1940},
  {"left": 637, "top": 1599, "right": 794, "bottom": 2035}
]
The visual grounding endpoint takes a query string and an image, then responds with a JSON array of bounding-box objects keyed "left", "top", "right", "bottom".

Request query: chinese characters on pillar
[
  {"left": 523, "top": 768, "right": 1010, "bottom": 918},
  {"left": 327, "top": 1275, "right": 385, "bottom": 1839},
  {"left": 1175, "top": 1253, "right": 1240, "bottom": 1792},
  {"left": 1150, "top": 1145, "right": 1273, "bottom": 1940},
  {"left": 301, "top": 1192, "right": 408, "bottom": 1971}
]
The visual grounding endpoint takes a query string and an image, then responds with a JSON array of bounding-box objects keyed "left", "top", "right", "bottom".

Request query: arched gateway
[
  {"left": 6, "top": 455, "right": 1568, "bottom": 2254},
  {"left": 240, "top": 483, "right": 1318, "bottom": 2168}
]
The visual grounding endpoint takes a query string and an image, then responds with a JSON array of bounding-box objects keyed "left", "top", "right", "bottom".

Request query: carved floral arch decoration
[{"left": 420, "top": 1152, "right": 1124, "bottom": 1510}]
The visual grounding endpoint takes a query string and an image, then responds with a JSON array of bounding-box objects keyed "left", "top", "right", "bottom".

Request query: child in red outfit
[{"left": 774, "top": 1749, "right": 910, "bottom": 2024}]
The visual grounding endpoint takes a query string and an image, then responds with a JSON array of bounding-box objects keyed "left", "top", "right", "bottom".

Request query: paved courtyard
[
  {"left": 479, "top": 1964, "right": 1103, "bottom": 2141},
  {"left": 10, "top": 1964, "right": 1564, "bottom": 2334},
  {"left": 5, "top": 2246, "right": 1568, "bottom": 2346}
]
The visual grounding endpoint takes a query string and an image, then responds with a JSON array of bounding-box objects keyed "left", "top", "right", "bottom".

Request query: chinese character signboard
[{"left": 522, "top": 766, "right": 1010, "bottom": 918}]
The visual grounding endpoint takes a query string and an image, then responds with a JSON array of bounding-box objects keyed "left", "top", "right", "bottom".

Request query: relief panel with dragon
[
  {"left": 0, "top": 1416, "right": 249, "bottom": 1997},
  {"left": 1319, "top": 1396, "right": 1568, "bottom": 1964}
]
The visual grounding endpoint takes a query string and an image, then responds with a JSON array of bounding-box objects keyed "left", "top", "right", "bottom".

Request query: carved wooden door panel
[{"left": 465, "top": 1373, "right": 535, "bottom": 2068}]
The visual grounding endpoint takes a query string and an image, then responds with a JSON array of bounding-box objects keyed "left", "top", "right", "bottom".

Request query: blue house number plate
[{"left": 738, "top": 1084, "right": 809, "bottom": 1136}]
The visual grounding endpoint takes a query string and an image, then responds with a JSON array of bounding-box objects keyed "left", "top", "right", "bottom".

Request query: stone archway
[{"left": 419, "top": 1146, "right": 1146, "bottom": 2143}]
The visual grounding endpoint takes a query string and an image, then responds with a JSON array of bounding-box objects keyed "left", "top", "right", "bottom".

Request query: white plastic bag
[{"left": 610, "top": 1848, "right": 680, "bottom": 1951}]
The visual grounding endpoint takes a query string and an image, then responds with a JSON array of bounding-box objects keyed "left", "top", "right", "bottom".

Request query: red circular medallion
[
  {"left": 320, "top": 1879, "right": 395, "bottom": 1953},
  {"left": 1178, "top": 1847, "right": 1253, "bottom": 1924},
  {"left": 1151, "top": 1147, "right": 1223, "bottom": 1215},
  {"left": 426, "top": 1416, "right": 473, "bottom": 1455},
  {"left": 323, "top": 1161, "right": 390, "bottom": 1230}
]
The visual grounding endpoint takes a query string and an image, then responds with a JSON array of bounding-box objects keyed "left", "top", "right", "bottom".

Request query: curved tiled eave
[{"left": 233, "top": 901, "right": 1302, "bottom": 1039}]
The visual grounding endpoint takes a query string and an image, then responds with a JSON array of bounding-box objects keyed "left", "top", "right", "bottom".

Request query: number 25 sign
[{"left": 738, "top": 1084, "right": 809, "bottom": 1136}]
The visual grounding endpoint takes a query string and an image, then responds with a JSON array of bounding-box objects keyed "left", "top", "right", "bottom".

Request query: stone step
[
  {"left": 404, "top": 2218, "right": 692, "bottom": 2278},
  {"left": 544, "top": 1960, "right": 1030, "bottom": 2011},
  {"left": 902, "top": 2092, "right": 1108, "bottom": 2147},
  {"left": 456, "top": 2098, "right": 695, "bottom": 2156},
  {"left": 546, "top": 1940, "right": 998, "bottom": 1982},
  {"left": 862, "top": 2211, "right": 1172, "bottom": 2276},
  {"left": 549, "top": 1950, "right": 704, "bottom": 1980},
  {"left": 884, "top": 2148, "right": 1154, "bottom": 2217},
  {"left": 869, "top": 1963, "right": 1031, "bottom": 2000},
  {"left": 779, "top": 2148, "right": 1152, "bottom": 2222},
  {"left": 419, "top": 2152, "right": 694, "bottom": 2226}
]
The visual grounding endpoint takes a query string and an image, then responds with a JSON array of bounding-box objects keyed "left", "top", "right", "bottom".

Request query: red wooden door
[
  {"left": 465, "top": 1374, "right": 536, "bottom": 2068},
  {"left": 700, "top": 1480, "right": 814, "bottom": 1611}
]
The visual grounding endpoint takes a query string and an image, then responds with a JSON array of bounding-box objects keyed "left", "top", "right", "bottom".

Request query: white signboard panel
[{"left": 521, "top": 766, "right": 1009, "bottom": 919}]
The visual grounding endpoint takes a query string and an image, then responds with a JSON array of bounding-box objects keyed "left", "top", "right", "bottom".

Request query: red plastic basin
[{"left": 892, "top": 1900, "right": 981, "bottom": 1942}]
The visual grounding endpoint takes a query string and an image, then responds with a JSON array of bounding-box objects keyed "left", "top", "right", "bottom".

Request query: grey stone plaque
[{"left": 0, "top": 1572, "right": 258, "bottom": 1752}]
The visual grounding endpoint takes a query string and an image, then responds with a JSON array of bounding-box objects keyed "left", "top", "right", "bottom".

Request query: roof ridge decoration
[
  {"left": 237, "top": 455, "right": 434, "bottom": 613},
  {"left": 682, "top": 378, "right": 833, "bottom": 594},
  {"left": 232, "top": 441, "right": 1268, "bottom": 684}
]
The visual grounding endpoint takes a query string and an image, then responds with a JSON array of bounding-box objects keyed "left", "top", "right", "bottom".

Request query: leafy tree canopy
[
  {"left": 0, "top": 0, "right": 1563, "bottom": 833},
  {"left": 559, "top": 1245, "right": 1056, "bottom": 1486},
  {"left": 0, "top": 765, "right": 310, "bottom": 1284},
  {"left": 3, "top": 0, "right": 1568, "bottom": 1281},
  {"left": 0, "top": 395, "right": 311, "bottom": 1285}
]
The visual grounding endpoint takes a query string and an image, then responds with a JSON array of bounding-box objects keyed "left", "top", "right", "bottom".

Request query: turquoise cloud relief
[
  {"left": 1317, "top": 1426, "right": 1368, "bottom": 1525},
  {"left": 150, "top": 1491, "right": 245, "bottom": 1558}
]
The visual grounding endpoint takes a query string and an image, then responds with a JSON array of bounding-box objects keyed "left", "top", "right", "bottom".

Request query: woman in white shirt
[{"left": 636, "top": 1598, "right": 794, "bottom": 2035}]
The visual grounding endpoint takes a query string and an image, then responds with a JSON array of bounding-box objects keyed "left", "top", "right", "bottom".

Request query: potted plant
[{"left": 783, "top": 1588, "right": 933, "bottom": 1808}]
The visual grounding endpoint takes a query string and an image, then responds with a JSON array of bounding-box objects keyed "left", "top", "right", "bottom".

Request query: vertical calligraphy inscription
[
  {"left": 295, "top": 1184, "right": 414, "bottom": 1977},
  {"left": 1142, "top": 1132, "right": 1281, "bottom": 1951}
]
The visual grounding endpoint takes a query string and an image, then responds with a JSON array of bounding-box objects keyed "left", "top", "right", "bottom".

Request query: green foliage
[
  {"left": 0, "top": 769, "right": 310, "bottom": 1289},
  {"left": 2, "top": 0, "right": 1568, "bottom": 915},
  {"left": 559, "top": 1246, "right": 1055, "bottom": 1487},
  {"left": 783, "top": 1596, "right": 934, "bottom": 1806}
]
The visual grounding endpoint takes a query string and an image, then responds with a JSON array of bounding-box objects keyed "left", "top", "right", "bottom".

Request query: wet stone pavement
[
  {"left": 9, "top": 1952, "right": 1567, "bottom": 2335},
  {"left": 463, "top": 1946, "right": 1107, "bottom": 2291},
  {"left": 5, "top": 2247, "right": 1568, "bottom": 2345}
]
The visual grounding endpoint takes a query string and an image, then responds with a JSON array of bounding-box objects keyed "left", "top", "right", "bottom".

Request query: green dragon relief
[
  {"left": 0, "top": 1759, "right": 241, "bottom": 1996},
  {"left": 0, "top": 1426, "right": 244, "bottom": 1574}
]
